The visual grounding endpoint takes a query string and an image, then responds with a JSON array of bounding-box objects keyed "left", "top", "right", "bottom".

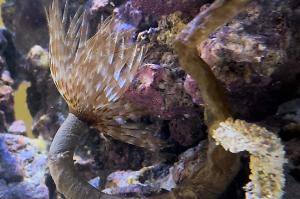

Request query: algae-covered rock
[
  {"left": 26, "top": 45, "right": 49, "bottom": 69},
  {"left": 131, "top": 0, "right": 211, "bottom": 17},
  {"left": 156, "top": 12, "right": 187, "bottom": 47}
]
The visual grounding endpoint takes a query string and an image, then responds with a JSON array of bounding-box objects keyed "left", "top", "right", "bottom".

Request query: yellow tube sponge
[{"left": 212, "top": 118, "right": 287, "bottom": 199}]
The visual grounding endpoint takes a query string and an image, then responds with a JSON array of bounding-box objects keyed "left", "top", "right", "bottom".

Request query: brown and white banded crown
[{"left": 47, "top": 0, "right": 163, "bottom": 150}]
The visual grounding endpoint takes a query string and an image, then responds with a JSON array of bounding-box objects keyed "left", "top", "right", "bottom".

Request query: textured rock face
[
  {"left": 0, "top": 28, "right": 19, "bottom": 77},
  {"left": 102, "top": 141, "right": 207, "bottom": 196},
  {"left": 114, "top": 1, "right": 144, "bottom": 29},
  {"left": 1, "top": 0, "right": 50, "bottom": 54},
  {"left": 198, "top": 0, "right": 300, "bottom": 120},
  {"left": 1, "top": 0, "right": 124, "bottom": 56},
  {"left": 125, "top": 64, "right": 196, "bottom": 120},
  {"left": 0, "top": 29, "right": 16, "bottom": 132},
  {"left": 8, "top": 120, "right": 27, "bottom": 135},
  {"left": 125, "top": 64, "right": 205, "bottom": 147},
  {"left": 26, "top": 45, "right": 49, "bottom": 69},
  {"left": 87, "top": 0, "right": 115, "bottom": 14},
  {"left": 0, "top": 133, "right": 48, "bottom": 199},
  {"left": 24, "top": 45, "right": 67, "bottom": 140},
  {"left": 184, "top": 75, "right": 203, "bottom": 106},
  {"left": 169, "top": 114, "right": 205, "bottom": 147},
  {"left": 284, "top": 137, "right": 300, "bottom": 199},
  {"left": 131, "top": 0, "right": 211, "bottom": 16},
  {"left": 277, "top": 98, "right": 300, "bottom": 196},
  {"left": 0, "top": 83, "right": 14, "bottom": 127},
  {"left": 90, "top": 136, "right": 145, "bottom": 172}
]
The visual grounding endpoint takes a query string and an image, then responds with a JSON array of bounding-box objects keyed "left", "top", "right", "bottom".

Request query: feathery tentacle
[{"left": 47, "top": 0, "right": 163, "bottom": 151}]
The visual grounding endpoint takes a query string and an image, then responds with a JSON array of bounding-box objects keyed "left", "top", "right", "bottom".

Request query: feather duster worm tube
[
  {"left": 48, "top": 124, "right": 126, "bottom": 198},
  {"left": 48, "top": 113, "right": 122, "bottom": 199}
]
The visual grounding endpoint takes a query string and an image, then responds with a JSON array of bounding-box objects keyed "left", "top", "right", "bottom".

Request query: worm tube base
[
  {"left": 47, "top": 114, "right": 238, "bottom": 199},
  {"left": 48, "top": 113, "right": 121, "bottom": 199}
]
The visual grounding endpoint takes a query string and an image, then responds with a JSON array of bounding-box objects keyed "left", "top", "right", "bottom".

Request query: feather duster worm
[{"left": 46, "top": 0, "right": 163, "bottom": 151}]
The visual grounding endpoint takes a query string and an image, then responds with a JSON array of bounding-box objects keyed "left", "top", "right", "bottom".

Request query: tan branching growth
[
  {"left": 175, "top": 0, "right": 286, "bottom": 199},
  {"left": 173, "top": 0, "right": 253, "bottom": 198},
  {"left": 213, "top": 118, "right": 286, "bottom": 199}
]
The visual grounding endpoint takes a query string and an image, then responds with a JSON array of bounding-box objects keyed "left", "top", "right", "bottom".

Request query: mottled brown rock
[
  {"left": 131, "top": 0, "right": 211, "bottom": 17},
  {"left": 198, "top": 0, "right": 300, "bottom": 120},
  {"left": 0, "top": 58, "right": 14, "bottom": 132},
  {"left": 102, "top": 141, "right": 208, "bottom": 196},
  {"left": 125, "top": 64, "right": 197, "bottom": 120},
  {"left": 0, "top": 110, "right": 8, "bottom": 132},
  {"left": 0, "top": 84, "right": 14, "bottom": 124},
  {"left": 169, "top": 114, "right": 205, "bottom": 147},
  {"left": 184, "top": 75, "right": 203, "bottom": 106}
]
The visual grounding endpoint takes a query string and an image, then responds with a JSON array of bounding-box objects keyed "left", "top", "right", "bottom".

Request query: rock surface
[
  {"left": 184, "top": 75, "right": 203, "bottom": 106},
  {"left": 125, "top": 64, "right": 205, "bottom": 147},
  {"left": 1, "top": 0, "right": 50, "bottom": 54},
  {"left": 169, "top": 114, "right": 205, "bottom": 147},
  {"left": 198, "top": 0, "right": 300, "bottom": 120},
  {"left": 0, "top": 28, "right": 19, "bottom": 77},
  {"left": 125, "top": 64, "right": 197, "bottom": 120},
  {"left": 8, "top": 120, "right": 26, "bottom": 135},
  {"left": 103, "top": 141, "right": 207, "bottom": 196},
  {"left": 0, "top": 133, "right": 48, "bottom": 199},
  {"left": 0, "top": 83, "right": 14, "bottom": 129},
  {"left": 24, "top": 45, "right": 67, "bottom": 140},
  {"left": 131, "top": 0, "right": 211, "bottom": 17},
  {"left": 0, "top": 29, "right": 16, "bottom": 132}
]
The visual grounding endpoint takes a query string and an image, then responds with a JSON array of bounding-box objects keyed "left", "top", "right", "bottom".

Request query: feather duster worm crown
[{"left": 46, "top": 0, "right": 163, "bottom": 151}]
